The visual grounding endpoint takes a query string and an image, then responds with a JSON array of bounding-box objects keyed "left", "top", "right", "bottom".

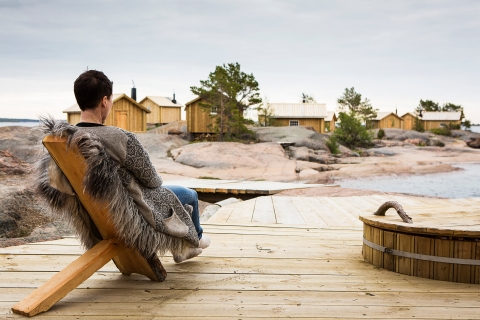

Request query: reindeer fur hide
[{"left": 35, "top": 118, "right": 199, "bottom": 258}]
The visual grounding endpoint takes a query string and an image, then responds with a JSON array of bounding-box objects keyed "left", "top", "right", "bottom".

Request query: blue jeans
[{"left": 163, "top": 185, "right": 203, "bottom": 239}]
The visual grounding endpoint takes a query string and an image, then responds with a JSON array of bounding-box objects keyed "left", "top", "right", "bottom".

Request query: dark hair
[{"left": 74, "top": 70, "right": 113, "bottom": 111}]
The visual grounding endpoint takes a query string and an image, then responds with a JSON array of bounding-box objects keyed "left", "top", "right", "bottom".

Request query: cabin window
[
  {"left": 147, "top": 105, "right": 151, "bottom": 110},
  {"left": 211, "top": 106, "right": 218, "bottom": 114},
  {"left": 289, "top": 120, "right": 299, "bottom": 126}
]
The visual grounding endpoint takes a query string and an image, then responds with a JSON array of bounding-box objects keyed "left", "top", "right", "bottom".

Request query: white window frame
[
  {"left": 211, "top": 106, "right": 218, "bottom": 115},
  {"left": 289, "top": 120, "right": 299, "bottom": 126}
]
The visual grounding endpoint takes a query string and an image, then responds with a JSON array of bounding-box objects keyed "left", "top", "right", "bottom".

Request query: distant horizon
[
  {"left": 1, "top": 117, "right": 480, "bottom": 127},
  {"left": 0, "top": 118, "right": 39, "bottom": 122}
]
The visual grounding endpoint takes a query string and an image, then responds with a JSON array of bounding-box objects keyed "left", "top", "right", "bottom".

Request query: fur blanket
[{"left": 35, "top": 118, "right": 198, "bottom": 258}]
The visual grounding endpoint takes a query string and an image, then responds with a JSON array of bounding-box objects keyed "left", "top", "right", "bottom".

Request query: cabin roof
[
  {"left": 421, "top": 111, "right": 462, "bottom": 121},
  {"left": 184, "top": 94, "right": 234, "bottom": 111},
  {"left": 325, "top": 111, "right": 336, "bottom": 122},
  {"left": 63, "top": 94, "right": 150, "bottom": 114},
  {"left": 401, "top": 112, "right": 417, "bottom": 118},
  {"left": 185, "top": 96, "right": 202, "bottom": 106},
  {"left": 372, "top": 112, "right": 402, "bottom": 121},
  {"left": 139, "top": 96, "right": 183, "bottom": 108},
  {"left": 269, "top": 103, "right": 327, "bottom": 118}
]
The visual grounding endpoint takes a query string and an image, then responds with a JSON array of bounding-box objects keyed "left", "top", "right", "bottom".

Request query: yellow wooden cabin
[
  {"left": 368, "top": 112, "right": 403, "bottom": 129},
  {"left": 401, "top": 112, "right": 417, "bottom": 130},
  {"left": 139, "top": 96, "right": 183, "bottom": 126},
  {"left": 63, "top": 94, "right": 151, "bottom": 133},
  {"left": 184, "top": 96, "right": 218, "bottom": 134},
  {"left": 266, "top": 103, "right": 327, "bottom": 133},
  {"left": 325, "top": 111, "right": 337, "bottom": 133},
  {"left": 421, "top": 111, "right": 462, "bottom": 130}
]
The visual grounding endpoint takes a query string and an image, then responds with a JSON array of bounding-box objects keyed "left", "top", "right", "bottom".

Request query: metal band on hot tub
[{"left": 363, "top": 237, "right": 480, "bottom": 266}]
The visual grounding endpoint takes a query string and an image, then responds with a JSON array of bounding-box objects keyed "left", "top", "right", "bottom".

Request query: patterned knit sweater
[{"left": 35, "top": 118, "right": 199, "bottom": 258}]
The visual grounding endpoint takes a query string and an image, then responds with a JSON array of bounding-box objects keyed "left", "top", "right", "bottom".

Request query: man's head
[{"left": 74, "top": 70, "right": 113, "bottom": 111}]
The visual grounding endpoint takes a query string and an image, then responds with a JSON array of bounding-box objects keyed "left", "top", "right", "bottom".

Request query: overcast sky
[{"left": 1, "top": 0, "right": 479, "bottom": 123}]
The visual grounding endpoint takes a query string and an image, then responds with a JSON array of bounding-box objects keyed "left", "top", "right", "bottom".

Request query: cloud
[{"left": 0, "top": 0, "right": 479, "bottom": 122}]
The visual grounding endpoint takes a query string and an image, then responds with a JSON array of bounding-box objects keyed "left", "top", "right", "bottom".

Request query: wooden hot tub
[{"left": 359, "top": 203, "right": 480, "bottom": 284}]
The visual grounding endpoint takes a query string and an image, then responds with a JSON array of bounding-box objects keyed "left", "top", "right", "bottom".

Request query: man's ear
[{"left": 101, "top": 96, "right": 108, "bottom": 107}]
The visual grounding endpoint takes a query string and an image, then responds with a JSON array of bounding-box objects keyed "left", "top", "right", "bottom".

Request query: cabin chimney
[
  {"left": 131, "top": 80, "right": 137, "bottom": 101},
  {"left": 172, "top": 93, "right": 177, "bottom": 104}
]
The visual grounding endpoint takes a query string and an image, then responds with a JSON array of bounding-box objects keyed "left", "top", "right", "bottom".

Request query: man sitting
[{"left": 36, "top": 70, "right": 209, "bottom": 263}]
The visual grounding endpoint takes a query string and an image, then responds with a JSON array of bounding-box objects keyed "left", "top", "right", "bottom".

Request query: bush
[
  {"left": 462, "top": 119, "right": 471, "bottom": 129},
  {"left": 413, "top": 119, "right": 424, "bottom": 132},
  {"left": 447, "top": 123, "right": 460, "bottom": 130},
  {"left": 332, "top": 112, "right": 373, "bottom": 149},
  {"left": 430, "top": 127, "right": 452, "bottom": 136},
  {"left": 377, "top": 129, "right": 385, "bottom": 139},
  {"left": 325, "top": 136, "right": 340, "bottom": 154}
]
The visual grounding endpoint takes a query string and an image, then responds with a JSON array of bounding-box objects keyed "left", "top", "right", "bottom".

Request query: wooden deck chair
[{"left": 12, "top": 135, "right": 167, "bottom": 317}]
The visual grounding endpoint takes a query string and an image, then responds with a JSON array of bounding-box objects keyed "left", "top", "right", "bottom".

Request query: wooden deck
[{"left": 2, "top": 195, "right": 480, "bottom": 319}]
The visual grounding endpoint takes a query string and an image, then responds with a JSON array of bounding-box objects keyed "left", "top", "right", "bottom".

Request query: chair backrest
[
  {"left": 42, "top": 135, "right": 117, "bottom": 239},
  {"left": 43, "top": 135, "right": 167, "bottom": 282}
]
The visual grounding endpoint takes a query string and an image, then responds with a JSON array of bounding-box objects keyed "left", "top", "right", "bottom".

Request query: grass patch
[
  {"left": 430, "top": 127, "right": 452, "bottom": 136},
  {"left": 198, "top": 176, "right": 221, "bottom": 180}
]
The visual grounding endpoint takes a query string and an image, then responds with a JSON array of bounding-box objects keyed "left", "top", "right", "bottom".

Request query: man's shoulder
[{"left": 78, "top": 125, "right": 130, "bottom": 144}]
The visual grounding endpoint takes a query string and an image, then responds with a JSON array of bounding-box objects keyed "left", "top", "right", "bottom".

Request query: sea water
[
  {"left": 0, "top": 122, "right": 39, "bottom": 127},
  {"left": 339, "top": 163, "right": 480, "bottom": 198}
]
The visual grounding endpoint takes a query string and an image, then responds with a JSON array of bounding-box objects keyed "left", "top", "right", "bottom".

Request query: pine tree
[
  {"left": 337, "top": 87, "right": 378, "bottom": 126},
  {"left": 191, "top": 63, "right": 261, "bottom": 141}
]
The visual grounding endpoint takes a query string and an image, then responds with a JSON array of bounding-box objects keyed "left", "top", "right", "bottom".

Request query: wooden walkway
[
  {"left": 165, "top": 179, "right": 331, "bottom": 201},
  {"left": 2, "top": 195, "right": 480, "bottom": 319},
  {"left": 209, "top": 194, "right": 480, "bottom": 228}
]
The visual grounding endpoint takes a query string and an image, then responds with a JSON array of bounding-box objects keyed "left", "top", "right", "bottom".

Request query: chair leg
[
  {"left": 12, "top": 239, "right": 125, "bottom": 317},
  {"left": 113, "top": 249, "right": 167, "bottom": 282}
]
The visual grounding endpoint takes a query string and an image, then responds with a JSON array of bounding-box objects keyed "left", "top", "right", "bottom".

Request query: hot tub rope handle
[{"left": 374, "top": 201, "right": 413, "bottom": 224}]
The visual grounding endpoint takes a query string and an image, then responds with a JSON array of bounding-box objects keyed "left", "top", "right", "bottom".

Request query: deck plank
[
  {"left": 290, "top": 196, "right": 329, "bottom": 227},
  {"left": 224, "top": 199, "right": 256, "bottom": 223},
  {"left": 272, "top": 196, "right": 306, "bottom": 225},
  {"left": 251, "top": 197, "right": 277, "bottom": 224}
]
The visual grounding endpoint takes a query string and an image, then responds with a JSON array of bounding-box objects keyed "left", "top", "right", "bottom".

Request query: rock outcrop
[
  {"left": 170, "top": 142, "right": 299, "bottom": 181},
  {"left": 452, "top": 130, "right": 480, "bottom": 143},
  {"left": 137, "top": 133, "right": 189, "bottom": 159},
  {"left": 0, "top": 126, "right": 42, "bottom": 162},
  {"left": 467, "top": 138, "right": 480, "bottom": 148},
  {"left": 252, "top": 126, "right": 319, "bottom": 143},
  {"left": 0, "top": 189, "right": 51, "bottom": 238},
  {"left": 0, "top": 150, "right": 31, "bottom": 175}
]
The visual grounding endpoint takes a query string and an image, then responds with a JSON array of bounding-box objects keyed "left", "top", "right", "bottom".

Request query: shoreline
[{"left": 1, "top": 125, "right": 480, "bottom": 248}]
